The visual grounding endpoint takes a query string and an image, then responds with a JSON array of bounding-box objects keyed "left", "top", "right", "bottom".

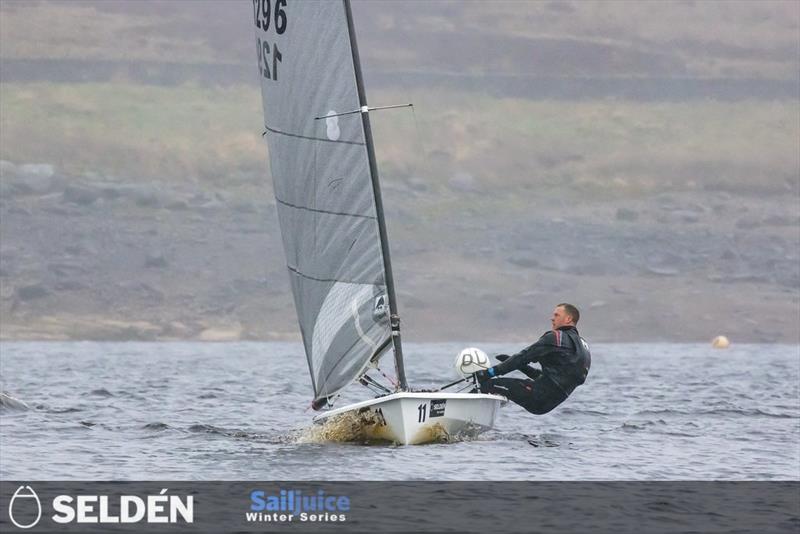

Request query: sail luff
[{"left": 342, "top": 0, "right": 408, "bottom": 390}]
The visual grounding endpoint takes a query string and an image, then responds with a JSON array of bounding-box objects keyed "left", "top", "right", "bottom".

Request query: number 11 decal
[{"left": 417, "top": 403, "right": 427, "bottom": 423}]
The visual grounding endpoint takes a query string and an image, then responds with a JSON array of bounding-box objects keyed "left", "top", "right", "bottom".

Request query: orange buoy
[{"left": 711, "top": 335, "right": 730, "bottom": 349}]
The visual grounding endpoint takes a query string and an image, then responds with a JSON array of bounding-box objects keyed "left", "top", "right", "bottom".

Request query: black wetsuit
[{"left": 480, "top": 326, "right": 591, "bottom": 415}]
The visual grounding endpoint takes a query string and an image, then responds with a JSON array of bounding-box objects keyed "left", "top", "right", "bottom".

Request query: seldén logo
[
  {"left": 8, "top": 486, "right": 42, "bottom": 529},
  {"left": 7, "top": 486, "right": 193, "bottom": 528}
]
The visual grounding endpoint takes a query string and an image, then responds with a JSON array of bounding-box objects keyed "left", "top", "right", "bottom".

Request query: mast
[{"left": 343, "top": 0, "right": 408, "bottom": 390}]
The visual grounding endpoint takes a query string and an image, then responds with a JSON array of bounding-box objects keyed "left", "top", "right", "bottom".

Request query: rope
[{"left": 377, "top": 366, "right": 399, "bottom": 389}]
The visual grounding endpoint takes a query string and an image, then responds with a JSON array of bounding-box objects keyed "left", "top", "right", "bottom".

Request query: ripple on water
[
  {"left": 636, "top": 408, "right": 798, "bottom": 419},
  {"left": 143, "top": 422, "right": 170, "bottom": 431},
  {"left": 184, "top": 424, "right": 257, "bottom": 440},
  {"left": 187, "top": 423, "right": 225, "bottom": 434},
  {"left": 527, "top": 437, "right": 561, "bottom": 448},
  {"left": 87, "top": 388, "right": 114, "bottom": 398},
  {"left": 558, "top": 407, "right": 611, "bottom": 416},
  {"left": 42, "top": 406, "right": 82, "bottom": 414},
  {"left": 621, "top": 419, "right": 667, "bottom": 430}
]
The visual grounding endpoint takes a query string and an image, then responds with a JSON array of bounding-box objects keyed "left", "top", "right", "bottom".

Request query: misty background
[{"left": 0, "top": 0, "right": 798, "bottom": 343}]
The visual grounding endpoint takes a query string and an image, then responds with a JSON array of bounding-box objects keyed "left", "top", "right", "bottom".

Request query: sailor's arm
[
  {"left": 488, "top": 332, "right": 557, "bottom": 377},
  {"left": 494, "top": 354, "right": 542, "bottom": 380}
]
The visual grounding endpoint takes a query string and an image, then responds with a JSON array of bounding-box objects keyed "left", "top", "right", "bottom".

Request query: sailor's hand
[
  {"left": 474, "top": 368, "right": 496, "bottom": 383},
  {"left": 495, "top": 354, "right": 510, "bottom": 362},
  {"left": 474, "top": 370, "right": 489, "bottom": 383}
]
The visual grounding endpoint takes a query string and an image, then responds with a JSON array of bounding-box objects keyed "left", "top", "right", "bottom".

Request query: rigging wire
[
  {"left": 397, "top": 86, "right": 437, "bottom": 350},
  {"left": 359, "top": 377, "right": 388, "bottom": 397},
  {"left": 360, "top": 373, "right": 393, "bottom": 395},
  {"left": 375, "top": 365, "right": 399, "bottom": 389}
]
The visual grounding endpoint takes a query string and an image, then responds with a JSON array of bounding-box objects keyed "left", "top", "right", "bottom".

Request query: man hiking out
[{"left": 475, "top": 303, "right": 591, "bottom": 415}]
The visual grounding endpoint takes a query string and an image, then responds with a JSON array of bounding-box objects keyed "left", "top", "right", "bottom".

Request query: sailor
[{"left": 474, "top": 303, "right": 590, "bottom": 415}]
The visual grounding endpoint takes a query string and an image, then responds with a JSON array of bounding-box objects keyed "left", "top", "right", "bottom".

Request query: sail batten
[
  {"left": 275, "top": 197, "right": 376, "bottom": 221},
  {"left": 253, "top": 0, "right": 400, "bottom": 403},
  {"left": 264, "top": 124, "right": 367, "bottom": 146}
]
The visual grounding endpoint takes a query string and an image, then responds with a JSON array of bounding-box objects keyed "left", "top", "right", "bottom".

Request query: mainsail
[{"left": 252, "top": 0, "right": 405, "bottom": 404}]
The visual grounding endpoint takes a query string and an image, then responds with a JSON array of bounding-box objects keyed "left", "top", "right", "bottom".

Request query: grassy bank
[
  {"left": 0, "top": 82, "right": 264, "bottom": 184},
  {"left": 1, "top": 82, "right": 797, "bottom": 197},
  {"left": 372, "top": 89, "right": 799, "bottom": 197}
]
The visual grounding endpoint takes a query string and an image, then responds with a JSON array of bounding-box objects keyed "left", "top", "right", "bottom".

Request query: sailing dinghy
[{"left": 251, "top": 0, "right": 505, "bottom": 445}]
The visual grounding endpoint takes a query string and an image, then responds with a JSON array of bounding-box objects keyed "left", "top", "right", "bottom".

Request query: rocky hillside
[
  {"left": 1, "top": 158, "right": 797, "bottom": 342},
  {"left": 1, "top": 0, "right": 798, "bottom": 342}
]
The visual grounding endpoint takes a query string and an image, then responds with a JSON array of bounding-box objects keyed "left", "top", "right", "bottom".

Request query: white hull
[{"left": 312, "top": 392, "right": 506, "bottom": 445}]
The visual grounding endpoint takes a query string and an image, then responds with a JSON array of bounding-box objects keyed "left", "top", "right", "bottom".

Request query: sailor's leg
[
  {"left": 480, "top": 377, "right": 534, "bottom": 403},
  {"left": 520, "top": 377, "right": 569, "bottom": 415},
  {"left": 483, "top": 376, "right": 568, "bottom": 415}
]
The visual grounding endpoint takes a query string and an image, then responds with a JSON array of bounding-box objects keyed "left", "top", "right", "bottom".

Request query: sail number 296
[{"left": 253, "top": 0, "right": 287, "bottom": 82}]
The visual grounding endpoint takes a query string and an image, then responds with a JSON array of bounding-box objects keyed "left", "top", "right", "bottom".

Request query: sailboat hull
[{"left": 312, "top": 392, "right": 506, "bottom": 445}]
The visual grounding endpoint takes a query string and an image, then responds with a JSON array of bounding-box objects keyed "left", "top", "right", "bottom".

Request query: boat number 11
[
  {"left": 417, "top": 403, "right": 427, "bottom": 423},
  {"left": 252, "top": 0, "right": 287, "bottom": 82}
]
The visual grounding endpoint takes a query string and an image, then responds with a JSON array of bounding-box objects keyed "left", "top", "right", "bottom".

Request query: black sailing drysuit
[{"left": 479, "top": 325, "right": 591, "bottom": 414}]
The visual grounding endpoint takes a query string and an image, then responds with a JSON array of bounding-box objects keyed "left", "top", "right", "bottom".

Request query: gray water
[{"left": 1, "top": 342, "right": 798, "bottom": 480}]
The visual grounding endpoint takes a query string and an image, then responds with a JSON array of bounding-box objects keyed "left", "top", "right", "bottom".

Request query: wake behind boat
[{"left": 251, "top": 0, "right": 505, "bottom": 445}]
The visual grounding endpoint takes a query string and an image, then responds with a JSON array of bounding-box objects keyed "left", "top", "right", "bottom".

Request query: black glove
[
  {"left": 474, "top": 369, "right": 490, "bottom": 383},
  {"left": 495, "top": 354, "right": 510, "bottom": 362}
]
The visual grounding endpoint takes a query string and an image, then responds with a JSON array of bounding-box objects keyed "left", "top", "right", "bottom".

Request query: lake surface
[{"left": 1, "top": 342, "right": 798, "bottom": 480}]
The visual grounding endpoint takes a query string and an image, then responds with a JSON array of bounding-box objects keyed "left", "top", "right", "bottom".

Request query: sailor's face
[{"left": 551, "top": 306, "right": 572, "bottom": 330}]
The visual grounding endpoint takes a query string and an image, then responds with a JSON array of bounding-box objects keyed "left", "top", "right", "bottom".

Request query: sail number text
[
  {"left": 417, "top": 403, "right": 427, "bottom": 423},
  {"left": 253, "top": 0, "right": 287, "bottom": 82},
  {"left": 257, "top": 40, "right": 282, "bottom": 81}
]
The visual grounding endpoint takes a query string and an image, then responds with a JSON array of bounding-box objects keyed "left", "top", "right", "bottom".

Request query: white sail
[{"left": 252, "top": 0, "right": 399, "bottom": 404}]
